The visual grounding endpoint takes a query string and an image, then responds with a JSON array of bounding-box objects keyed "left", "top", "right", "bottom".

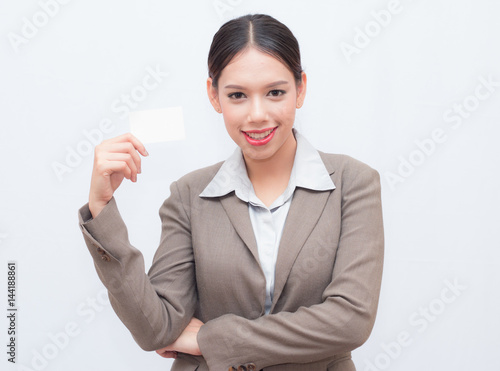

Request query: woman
[{"left": 78, "top": 14, "right": 384, "bottom": 371}]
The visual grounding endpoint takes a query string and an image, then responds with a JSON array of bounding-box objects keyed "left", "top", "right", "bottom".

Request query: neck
[{"left": 244, "top": 131, "right": 297, "bottom": 185}]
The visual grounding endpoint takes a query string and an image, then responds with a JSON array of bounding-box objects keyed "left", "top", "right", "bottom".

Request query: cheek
[
  {"left": 222, "top": 108, "right": 244, "bottom": 134},
  {"left": 223, "top": 109, "right": 241, "bottom": 126},
  {"left": 221, "top": 103, "right": 238, "bottom": 120},
  {"left": 273, "top": 99, "right": 296, "bottom": 123}
]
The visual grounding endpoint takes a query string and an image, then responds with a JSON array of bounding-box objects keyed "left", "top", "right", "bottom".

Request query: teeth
[{"left": 246, "top": 129, "right": 274, "bottom": 140}]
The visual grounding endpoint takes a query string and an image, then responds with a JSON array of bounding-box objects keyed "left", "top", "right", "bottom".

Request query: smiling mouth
[{"left": 243, "top": 127, "right": 277, "bottom": 140}]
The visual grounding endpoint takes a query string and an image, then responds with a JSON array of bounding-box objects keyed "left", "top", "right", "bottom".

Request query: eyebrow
[{"left": 223, "top": 80, "right": 289, "bottom": 89}]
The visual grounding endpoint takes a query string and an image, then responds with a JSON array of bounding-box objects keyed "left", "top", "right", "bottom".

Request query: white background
[{"left": 1, "top": 0, "right": 499, "bottom": 370}]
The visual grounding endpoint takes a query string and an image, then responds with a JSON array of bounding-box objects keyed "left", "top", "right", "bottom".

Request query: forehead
[{"left": 219, "top": 47, "right": 294, "bottom": 87}]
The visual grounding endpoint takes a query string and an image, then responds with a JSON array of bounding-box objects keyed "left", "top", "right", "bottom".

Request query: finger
[
  {"left": 127, "top": 132, "right": 149, "bottom": 157},
  {"left": 104, "top": 152, "right": 140, "bottom": 181},
  {"left": 103, "top": 133, "right": 148, "bottom": 157},
  {"left": 101, "top": 142, "right": 143, "bottom": 174},
  {"left": 95, "top": 159, "right": 133, "bottom": 181},
  {"left": 156, "top": 350, "right": 177, "bottom": 359}
]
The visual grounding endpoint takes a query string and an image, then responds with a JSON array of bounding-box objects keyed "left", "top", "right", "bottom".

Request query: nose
[{"left": 248, "top": 97, "right": 267, "bottom": 124}]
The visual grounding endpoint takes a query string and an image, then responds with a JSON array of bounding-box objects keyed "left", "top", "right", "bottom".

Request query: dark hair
[{"left": 208, "top": 14, "right": 303, "bottom": 89}]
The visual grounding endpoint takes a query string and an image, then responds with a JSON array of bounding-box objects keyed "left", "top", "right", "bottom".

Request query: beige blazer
[{"left": 78, "top": 151, "right": 384, "bottom": 371}]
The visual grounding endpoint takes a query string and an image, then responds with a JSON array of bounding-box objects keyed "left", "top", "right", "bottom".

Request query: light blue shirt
[{"left": 199, "top": 128, "right": 335, "bottom": 313}]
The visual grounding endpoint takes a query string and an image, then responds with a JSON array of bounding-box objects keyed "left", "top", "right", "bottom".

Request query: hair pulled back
[{"left": 208, "top": 14, "right": 303, "bottom": 89}]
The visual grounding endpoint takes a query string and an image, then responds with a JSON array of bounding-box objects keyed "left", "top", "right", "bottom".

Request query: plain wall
[{"left": 1, "top": 1, "right": 499, "bottom": 370}]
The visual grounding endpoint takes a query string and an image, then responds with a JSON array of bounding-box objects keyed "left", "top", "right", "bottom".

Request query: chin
[{"left": 243, "top": 146, "right": 278, "bottom": 161}]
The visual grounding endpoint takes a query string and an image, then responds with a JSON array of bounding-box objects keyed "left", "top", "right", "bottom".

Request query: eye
[
  {"left": 228, "top": 92, "right": 245, "bottom": 99},
  {"left": 268, "top": 89, "right": 286, "bottom": 97}
]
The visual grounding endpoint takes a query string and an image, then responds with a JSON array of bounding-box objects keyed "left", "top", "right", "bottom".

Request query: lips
[
  {"left": 245, "top": 128, "right": 274, "bottom": 140},
  {"left": 242, "top": 127, "right": 277, "bottom": 146}
]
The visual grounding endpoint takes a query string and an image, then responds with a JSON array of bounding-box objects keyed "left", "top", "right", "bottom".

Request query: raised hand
[{"left": 88, "top": 133, "right": 148, "bottom": 218}]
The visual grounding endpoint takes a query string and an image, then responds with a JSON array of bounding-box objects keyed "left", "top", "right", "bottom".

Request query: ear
[
  {"left": 207, "top": 77, "right": 222, "bottom": 113},
  {"left": 296, "top": 71, "right": 307, "bottom": 109}
]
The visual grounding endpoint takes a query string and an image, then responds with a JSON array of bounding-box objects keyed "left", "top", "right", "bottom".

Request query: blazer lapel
[
  {"left": 219, "top": 194, "right": 261, "bottom": 265},
  {"left": 270, "top": 153, "right": 336, "bottom": 313},
  {"left": 269, "top": 187, "right": 332, "bottom": 313}
]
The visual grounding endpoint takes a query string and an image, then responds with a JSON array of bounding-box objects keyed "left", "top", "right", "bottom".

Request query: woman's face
[{"left": 207, "top": 47, "right": 306, "bottom": 163}]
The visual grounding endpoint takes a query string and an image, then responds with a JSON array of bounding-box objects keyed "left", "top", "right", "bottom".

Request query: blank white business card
[{"left": 129, "top": 106, "right": 185, "bottom": 144}]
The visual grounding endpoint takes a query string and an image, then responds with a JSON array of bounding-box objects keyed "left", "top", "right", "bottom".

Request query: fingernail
[{"left": 145, "top": 149, "right": 149, "bottom": 156}]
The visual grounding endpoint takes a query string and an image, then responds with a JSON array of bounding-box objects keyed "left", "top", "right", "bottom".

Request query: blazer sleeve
[
  {"left": 197, "top": 166, "right": 384, "bottom": 370},
  {"left": 77, "top": 181, "right": 197, "bottom": 351}
]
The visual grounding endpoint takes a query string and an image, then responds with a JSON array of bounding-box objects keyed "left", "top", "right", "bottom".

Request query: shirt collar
[
  {"left": 199, "top": 128, "right": 335, "bottom": 200},
  {"left": 293, "top": 129, "right": 336, "bottom": 191}
]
